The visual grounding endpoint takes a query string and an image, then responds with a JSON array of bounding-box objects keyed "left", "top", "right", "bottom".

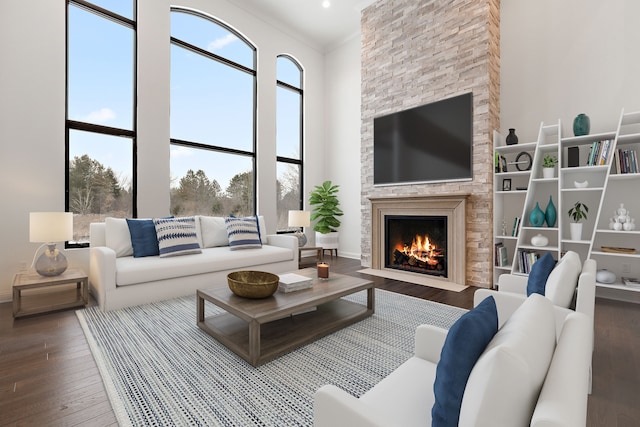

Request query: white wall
[
  {"left": 323, "top": 35, "right": 362, "bottom": 259},
  {"left": 0, "top": 0, "right": 325, "bottom": 301},
  {"left": 501, "top": 0, "right": 640, "bottom": 142}
]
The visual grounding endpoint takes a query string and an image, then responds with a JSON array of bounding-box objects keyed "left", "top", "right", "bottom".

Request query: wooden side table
[
  {"left": 12, "top": 268, "right": 89, "bottom": 318},
  {"left": 298, "top": 246, "right": 323, "bottom": 268}
]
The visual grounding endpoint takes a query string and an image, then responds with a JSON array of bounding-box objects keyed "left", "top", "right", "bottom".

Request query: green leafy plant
[
  {"left": 542, "top": 154, "right": 558, "bottom": 168},
  {"left": 309, "top": 181, "right": 343, "bottom": 234},
  {"left": 568, "top": 201, "right": 589, "bottom": 223}
]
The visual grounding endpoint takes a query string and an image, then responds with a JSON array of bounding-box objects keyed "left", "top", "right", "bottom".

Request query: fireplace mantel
[{"left": 369, "top": 194, "right": 469, "bottom": 288}]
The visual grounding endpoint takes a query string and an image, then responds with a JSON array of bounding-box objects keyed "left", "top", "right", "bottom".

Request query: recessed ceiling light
[{"left": 322, "top": 1, "right": 331, "bottom": 8}]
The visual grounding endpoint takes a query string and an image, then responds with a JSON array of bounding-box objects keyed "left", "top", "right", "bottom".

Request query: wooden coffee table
[{"left": 197, "top": 268, "right": 374, "bottom": 366}]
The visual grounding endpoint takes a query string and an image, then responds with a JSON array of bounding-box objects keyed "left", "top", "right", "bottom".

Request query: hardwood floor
[{"left": 0, "top": 257, "right": 638, "bottom": 426}]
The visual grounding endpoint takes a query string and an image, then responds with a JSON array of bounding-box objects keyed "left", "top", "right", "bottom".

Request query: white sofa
[
  {"left": 314, "top": 292, "right": 593, "bottom": 427},
  {"left": 89, "top": 215, "right": 298, "bottom": 311}
]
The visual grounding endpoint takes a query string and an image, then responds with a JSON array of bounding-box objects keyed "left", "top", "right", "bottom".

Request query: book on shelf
[
  {"left": 616, "top": 148, "right": 639, "bottom": 174},
  {"left": 517, "top": 249, "right": 539, "bottom": 274},
  {"left": 587, "top": 140, "right": 613, "bottom": 166},
  {"left": 511, "top": 217, "right": 521, "bottom": 237},
  {"left": 278, "top": 273, "right": 313, "bottom": 293},
  {"left": 494, "top": 242, "right": 508, "bottom": 267},
  {"left": 622, "top": 277, "right": 640, "bottom": 288}
]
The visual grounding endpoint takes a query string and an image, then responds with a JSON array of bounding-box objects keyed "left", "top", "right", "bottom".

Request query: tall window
[
  {"left": 170, "top": 9, "right": 257, "bottom": 217},
  {"left": 66, "top": 0, "right": 136, "bottom": 246},
  {"left": 276, "top": 55, "right": 303, "bottom": 231}
]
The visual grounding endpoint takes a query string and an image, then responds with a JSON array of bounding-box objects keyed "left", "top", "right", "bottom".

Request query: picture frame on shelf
[{"left": 502, "top": 178, "right": 512, "bottom": 191}]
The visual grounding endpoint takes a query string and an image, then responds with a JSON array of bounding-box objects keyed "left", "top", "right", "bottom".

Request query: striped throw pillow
[
  {"left": 153, "top": 217, "right": 202, "bottom": 257},
  {"left": 225, "top": 216, "right": 262, "bottom": 250}
]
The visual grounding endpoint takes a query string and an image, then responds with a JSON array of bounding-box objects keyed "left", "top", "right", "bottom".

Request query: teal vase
[
  {"left": 545, "top": 196, "right": 557, "bottom": 227},
  {"left": 529, "top": 202, "right": 545, "bottom": 227},
  {"left": 573, "top": 113, "right": 590, "bottom": 136}
]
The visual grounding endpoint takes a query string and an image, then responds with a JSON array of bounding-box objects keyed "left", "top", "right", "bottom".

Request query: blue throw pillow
[
  {"left": 432, "top": 296, "right": 498, "bottom": 427},
  {"left": 526, "top": 252, "right": 556, "bottom": 296},
  {"left": 126, "top": 218, "right": 160, "bottom": 258}
]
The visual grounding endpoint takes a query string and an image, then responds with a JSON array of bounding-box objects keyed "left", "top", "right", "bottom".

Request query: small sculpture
[{"left": 613, "top": 203, "right": 634, "bottom": 231}]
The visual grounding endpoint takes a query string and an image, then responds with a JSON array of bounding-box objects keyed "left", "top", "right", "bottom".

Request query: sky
[{"left": 68, "top": 2, "right": 301, "bottom": 192}]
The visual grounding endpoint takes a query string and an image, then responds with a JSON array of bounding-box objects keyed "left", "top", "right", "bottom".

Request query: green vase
[
  {"left": 529, "top": 202, "right": 545, "bottom": 227},
  {"left": 545, "top": 196, "right": 557, "bottom": 227},
  {"left": 573, "top": 113, "right": 590, "bottom": 136}
]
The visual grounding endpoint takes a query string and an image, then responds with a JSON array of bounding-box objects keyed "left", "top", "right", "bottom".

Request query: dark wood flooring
[{"left": 0, "top": 257, "right": 638, "bottom": 426}]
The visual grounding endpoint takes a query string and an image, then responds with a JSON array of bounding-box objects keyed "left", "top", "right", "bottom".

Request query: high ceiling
[{"left": 226, "top": 0, "right": 377, "bottom": 52}]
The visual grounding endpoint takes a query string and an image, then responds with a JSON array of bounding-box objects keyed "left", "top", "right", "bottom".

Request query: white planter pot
[
  {"left": 570, "top": 222, "right": 583, "bottom": 241},
  {"left": 542, "top": 167, "right": 555, "bottom": 179},
  {"left": 316, "top": 231, "right": 339, "bottom": 249}
]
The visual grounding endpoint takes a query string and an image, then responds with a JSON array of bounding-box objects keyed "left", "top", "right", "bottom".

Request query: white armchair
[{"left": 314, "top": 294, "right": 593, "bottom": 427}]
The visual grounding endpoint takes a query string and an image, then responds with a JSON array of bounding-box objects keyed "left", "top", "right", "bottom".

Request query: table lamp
[
  {"left": 30, "top": 212, "right": 74, "bottom": 277},
  {"left": 288, "top": 210, "right": 310, "bottom": 247}
]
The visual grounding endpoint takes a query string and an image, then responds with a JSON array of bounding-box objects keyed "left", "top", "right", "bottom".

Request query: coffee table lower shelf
[{"left": 198, "top": 297, "right": 372, "bottom": 366}]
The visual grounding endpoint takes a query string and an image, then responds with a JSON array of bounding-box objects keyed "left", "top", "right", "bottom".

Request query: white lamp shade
[
  {"left": 288, "top": 210, "right": 310, "bottom": 228},
  {"left": 30, "top": 212, "right": 74, "bottom": 243}
]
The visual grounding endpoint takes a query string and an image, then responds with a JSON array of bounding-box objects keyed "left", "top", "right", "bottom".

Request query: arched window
[
  {"left": 170, "top": 9, "right": 257, "bottom": 217},
  {"left": 276, "top": 55, "right": 303, "bottom": 231},
  {"left": 66, "top": 0, "right": 136, "bottom": 246}
]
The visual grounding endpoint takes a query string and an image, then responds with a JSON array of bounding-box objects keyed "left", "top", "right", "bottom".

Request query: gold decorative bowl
[{"left": 227, "top": 271, "right": 280, "bottom": 299}]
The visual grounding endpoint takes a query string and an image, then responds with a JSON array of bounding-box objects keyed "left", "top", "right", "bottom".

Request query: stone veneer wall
[{"left": 360, "top": 0, "right": 500, "bottom": 287}]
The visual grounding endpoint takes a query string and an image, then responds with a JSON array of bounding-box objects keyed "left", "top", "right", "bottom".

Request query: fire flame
[{"left": 395, "top": 234, "right": 440, "bottom": 266}]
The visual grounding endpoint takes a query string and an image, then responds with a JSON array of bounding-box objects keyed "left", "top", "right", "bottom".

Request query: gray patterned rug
[{"left": 77, "top": 288, "right": 465, "bottom": 426}]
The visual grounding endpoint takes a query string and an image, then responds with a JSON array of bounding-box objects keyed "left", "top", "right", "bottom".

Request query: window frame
[
  {"left": 276, "top": 55, "right": 304, "bottom": 232},
  {"left": 169, "top": 8, "right": 258, "bottom": 216},
  {"left": 65, "top": 0, "right": 138, "bottom": 248}
]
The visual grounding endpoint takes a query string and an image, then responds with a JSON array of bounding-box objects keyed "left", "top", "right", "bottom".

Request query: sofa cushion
[
  {"left": 115, "top": 245, "right": 292, "bottom": 286},
  {"left": 526, "top": 252, "right": 556, "bottom": 296},
  {"left": 105, "top": 217, "right": 133, "bottom": 258},
  {"left": 225, "top": 216, "right": 262, "bottom": 250},
  {"left": 126, "top": 218, "right": 160, "bottom": 258},
  {"left": 154, "top": 217, "right": 202, "bottom": 257},
  {"left": 432, "top": 296, "right": 498, "bottom": 427},
  {"left": 545, "top": 251, "right": 581, "bottom": 308},
  {"left": 459, "top": 294, "right": 556, "bottom": 426},
  {"left": 198, "top": 216, "right": 229, "bottom": 248}
]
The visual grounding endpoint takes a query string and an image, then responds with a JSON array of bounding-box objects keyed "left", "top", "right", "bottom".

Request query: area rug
[
  {"left": 77, "top": 288, "right": 466, "bottom": 426},
  {"left": 358, "top": 268, "right": 468, "bottom": 292}
]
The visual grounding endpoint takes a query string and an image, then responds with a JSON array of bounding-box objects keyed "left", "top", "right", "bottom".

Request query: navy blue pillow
[
  {"left": 126, "top": 218, "right": 160, "bottom": 258},
  {"left": 432, "top": 296, "right": 498, "bottom": 427},
  {"left": 526, "top": 252, "right": 556, "bottom": 296}
]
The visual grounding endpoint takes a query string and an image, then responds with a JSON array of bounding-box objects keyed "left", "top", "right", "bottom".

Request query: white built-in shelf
[
  {"left": 561, "top": 239, "right": 591, "bottom": 245},
  {"left": 518, "top": 245, "right": 560, "bottom": 251},
  {"left": 596, "top": 282, "right": 640, "bottom": 293}
]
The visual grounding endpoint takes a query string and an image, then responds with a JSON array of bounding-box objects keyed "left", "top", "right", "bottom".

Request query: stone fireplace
[
  {"left": 370, "top": 195, "right": 467, "bottom": 288},
  {"left": 360, "top": 0, "right": 499, "bottom": 288}
]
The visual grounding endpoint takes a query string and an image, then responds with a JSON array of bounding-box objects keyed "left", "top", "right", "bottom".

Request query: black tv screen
[{"left": 373, "top": 92, "right": 473, "bottom": 186}]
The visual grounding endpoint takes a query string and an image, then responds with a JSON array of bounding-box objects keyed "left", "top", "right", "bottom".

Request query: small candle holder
[{"left": 317, "top": 262, "right": 329, "bottom": 280}]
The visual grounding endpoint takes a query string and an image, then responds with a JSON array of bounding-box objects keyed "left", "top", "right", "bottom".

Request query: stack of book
[
  {"left": 622, "top": 277, "right": 640, "bottom": 289},
  {"left": 586, "top": 140, "right": 613, "bottom": 166},
  {"left": 278, "top": 273, "right": 313, "bottom": 293},
  {"left": 517, "top": 250, "right": 540, "bottom": 274},
  {"left": 613, "top": 148, "right": 639, "bottom": 174},
  {"left": 494, "top": 242, "right": 509, "bottom": 267}
]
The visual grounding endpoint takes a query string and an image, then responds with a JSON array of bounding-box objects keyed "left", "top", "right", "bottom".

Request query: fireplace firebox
[{"left": 385, "top": 215, "right": 447, "bottom": 277}]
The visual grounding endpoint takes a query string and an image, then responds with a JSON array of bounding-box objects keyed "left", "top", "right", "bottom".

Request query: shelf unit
[{"left": 494, "top": 109, "right": 640, "bottom": 301}]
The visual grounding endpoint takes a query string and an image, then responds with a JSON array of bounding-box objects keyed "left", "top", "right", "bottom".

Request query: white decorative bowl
[
  {"left": 596, "top": 269, "right": 616, "bottom": 284},
  {"left": 530, "top": 234, "right": 549, "bottom": 247},
  {"left": 574, "top": 180, "right": 588, "bottom": 188}
]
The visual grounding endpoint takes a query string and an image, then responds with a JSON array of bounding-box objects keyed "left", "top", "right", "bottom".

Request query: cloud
[
  {"left": 171, "top": 146, "right": 194, "bottom": 158},
  {"left": 85, "top": 108, "right": 116, "bottom": 124},
  {"left": 207, "top": 34, "right": 238, "bottom": 52}
]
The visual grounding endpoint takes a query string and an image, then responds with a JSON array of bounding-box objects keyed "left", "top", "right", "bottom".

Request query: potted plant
[
  {"left": 309, "top": 181, "right": 343, "bottom": 253},
  {"left": 542, "top": 154, "right": 558, "bottom": 179},
  {"left": 568, "top": 201, "right": 588, "bottom": 240}
]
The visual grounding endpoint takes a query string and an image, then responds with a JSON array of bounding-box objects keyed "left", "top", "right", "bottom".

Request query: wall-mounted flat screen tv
[{"left": 373, "top": 92, "right": 473, "bottom": 186}]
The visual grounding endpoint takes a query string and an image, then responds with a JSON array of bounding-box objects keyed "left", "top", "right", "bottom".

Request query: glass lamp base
[
  {"left": 35, "top": 244, "right": 68, "bottom": 277},
  {"left": 295, "top": 232, "right": 307, "bottom": 247}
]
